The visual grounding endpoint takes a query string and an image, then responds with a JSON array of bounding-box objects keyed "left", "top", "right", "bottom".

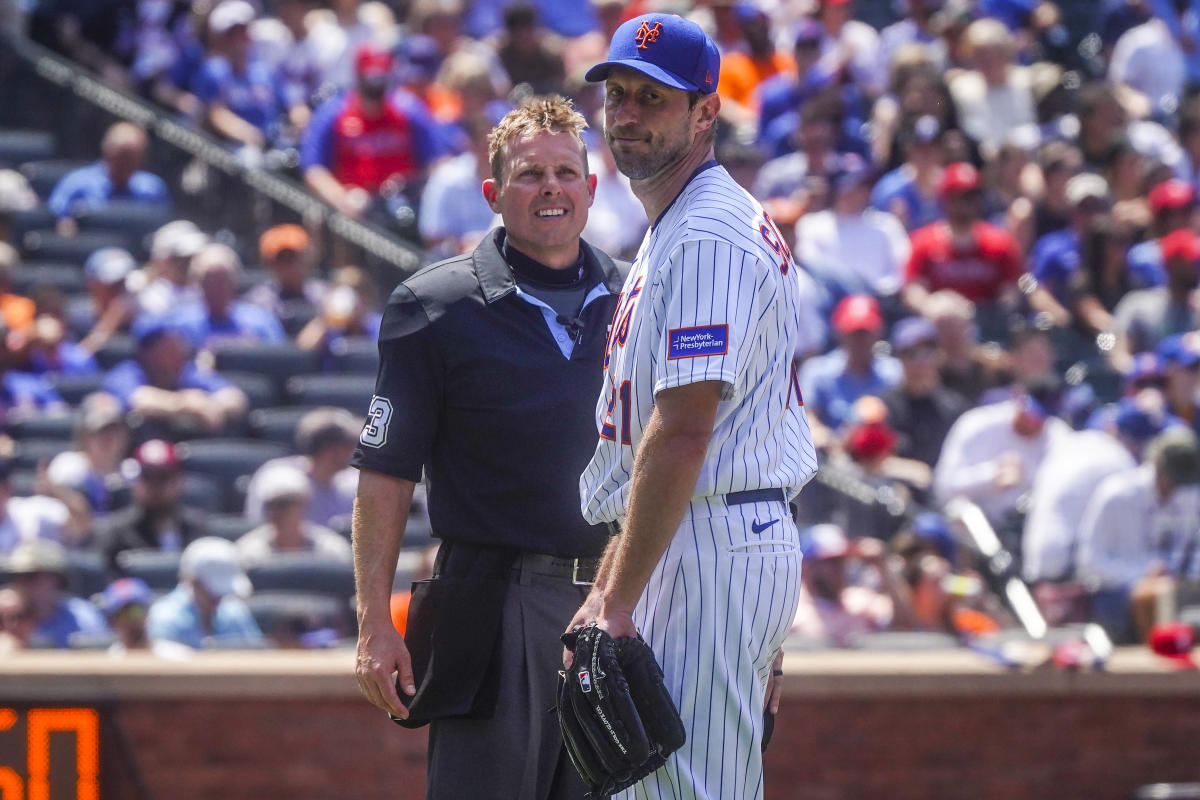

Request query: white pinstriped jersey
[{"left": 580, "top": 163, "right": 818, "bottom": 524}]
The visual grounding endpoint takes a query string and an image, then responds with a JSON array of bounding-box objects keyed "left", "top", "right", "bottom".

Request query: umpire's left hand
[{"left": 356, "top": 620, "right": 415, "bottom": 719}]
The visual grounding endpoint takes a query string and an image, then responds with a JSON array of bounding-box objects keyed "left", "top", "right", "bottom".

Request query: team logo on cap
[{"left": 635, "top": 20, "right": 663, "bottom": 49}]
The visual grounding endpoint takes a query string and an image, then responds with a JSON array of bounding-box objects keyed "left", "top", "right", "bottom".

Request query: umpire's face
[{"left": 484, "top": 130, "right": 596, "bottom": 267}]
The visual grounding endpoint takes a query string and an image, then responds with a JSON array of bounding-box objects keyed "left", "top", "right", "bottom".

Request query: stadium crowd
[{"left": 3, "top": 0, "right": 1200, "bottom": 655}]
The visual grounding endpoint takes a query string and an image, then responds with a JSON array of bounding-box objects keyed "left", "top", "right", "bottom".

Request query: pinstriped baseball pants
[{"left": 616, "top": 499, "right": 802, "bottom": 800}]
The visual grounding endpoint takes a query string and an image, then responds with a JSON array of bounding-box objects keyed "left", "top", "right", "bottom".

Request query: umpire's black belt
[
  {"left": 604, "top": 488, "right": 787, "bottom": 535},
  {"left": 435, "top": 540, "right": 600, "bottom": 586}
]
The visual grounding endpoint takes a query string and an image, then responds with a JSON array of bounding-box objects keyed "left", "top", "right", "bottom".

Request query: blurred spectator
[
  {"left": 798, "top": 294, "right": 901, "bottom": 439},
  {"left": 796, "top": 156, "right": 910, "bottom": 300},
  {"left": 1157, "top": 333, "right": 1200, "bottom": 434},
  {"left": 417, "top": 109, "right": 503, "bottom": 257},
  {"left": 46, "top": 122, "right": 170, "bottom": 231},
  {"left": 243, "top": 224, "right": 328, "bottom": 319},
  {"left": 1101, "top": 136, "right": 1151, "bottom": 232},
  {"left": 901, "top": 163, "right": 1028, "bottom": 319},
  {"left": 881, "top": 316, "right": 970, "bottom": 468},
  {"left": 46, "top": 392, "right": 131, "bottom": 514},
  {"left": 0, "top": 242, "right": 36, "bottom": 334},
  {"left": 256, "top": 0, "right": 323, "bottom": 133},
  {"left": 899, "top": 553, "right": 999, "bottom": 637},
  {"left": 98, "top": 576, "right": 152, "bottom": 654},
  {"left": 146, "top": 536, "right": 263, "bottom": 648},
  {"left": 977, "top": 325, "right": 1058, "bottom": 406},
  {"left": 101, "top": 315, "right": 248, "bottom": 434},
  {"left": 0, "top": 587, "right": 34, "bottom": 653},
  {"left": 947, "top": 19, "right": 1036, "bottom": 151},
  {"left": 835, "top": 402, "right": 921, "bottom": 536},
  {"left": 0, "top": 459, "right": 78, "bottom": 555},
  {"left": 933, "top": 376, "right": 1071, "bottom": 531},
  {"left": 295, "top": 265, "right": 380, "bottom": 365},
  {"left": 235, "top": 462, "right": 351, "bottom": 569},
  {"left": 306, "top": 0, "right": 391, "bottom": 94},
  {"left": 1126, "top": 178, "right": 1196, "bottom": 290},
  {"left": 878, "top": 0, "right": 948, "bottom": 73},
  {"left": 753, "top": 101, "right": 843, "bottom": 218},
  {"left": 16, "top": 314, "right": 99, "bottom": 378},
  {"left": 871, "top": 115, "right": 946, "bottom": 232},
  {"left": 1076, "top": 428, "right": 1200, "bottom": 642},
  {"left": 791, "top": 525, "right": 904, "bottom": 647},
  {"left": 302, "top": 44, "right": 439, "bottom": 231},
  {"left": 1027, "top": 141, "right": 1083, "bottom": 246},
  {"left": 494, "top": 3, "right": 565, "bottom": 96},
  {"left": 1110, "top": 229, "right": 1200, "bottom": 368},
  {"left": 191, "top": 0, "right": 289, "bottom": 152},
  {"left": 715, "top": 4, "right": 794, "bottom": 134},
  {"left": 1069, "top": 215, "right": 1137, "bottom": 339},
  {"left": 75, "top": 247, "right": 139, "bottom": 354},
  {"left": 814, "top": 0, "right": 884, "bottom": 97},
  {"left": 1028, "top": 173, "right": 1112, "bottom": 315},
  {"left": 756, "top": 19, "right": 834, "bottom": 147},
  {"left": 0, "top": 320, "right": 66, "bottom": 422},
  {"left": 244, "top": 407, "right": 360, "bottom": 528},
  {"left": 176, "top": 243, "right": 287, "bottom": 349},
  {"left": 95, "top": 439, "right": 207, "bottom": 574},
  {"left": 6, "top": 539, "right": 108, "bottom": 648},
  {"left": 0, "top": 169, "right": 38, "bottom": 247},
  {"left": 134, "top": 220, "right": 208, "bottom": 317},
  {"left": 1108, "top": 7, "right": 1186, "bottom": 120}
]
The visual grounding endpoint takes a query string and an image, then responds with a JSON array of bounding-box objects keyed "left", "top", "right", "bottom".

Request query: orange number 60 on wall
[{"left": 0, "top": 708, "right": 99, "bottom": 800}]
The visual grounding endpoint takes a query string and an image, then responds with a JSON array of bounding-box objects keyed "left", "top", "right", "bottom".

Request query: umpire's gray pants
[{"left": 426, "top": 562, "right": 590, "bottom": 800}]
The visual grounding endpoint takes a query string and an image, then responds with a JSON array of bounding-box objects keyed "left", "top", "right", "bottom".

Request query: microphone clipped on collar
[{"left": 556, "top": 314, "right": 585, "bottom": 343}]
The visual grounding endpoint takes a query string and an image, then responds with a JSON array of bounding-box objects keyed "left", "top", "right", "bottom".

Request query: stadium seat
[
  {"left": 213, "top": 343, "right": 320, "bottom": 388},
  {"left": 245, "top": 553, "right": 356, "bottom": 600},
  {"left": 7, "top": 470, "right": 37, "bottom": 497},
  {"left": 244, "top": 590, "right": 351, "bottom": 640},
  {"left": 202, "top": 513, "right": 257, "bottom": 542},
  {"left": 10, "top": 260, "right": 87, "bottom": 296},
  {"left": 177, "top": 438, "right": 290, "bottom": 510},
  {"left": 235, "top": 268, "right": 274, "bottom": 295},
  {"left": 18, "top": 159, "right": 90, "bottom": 199},
  {"left": 8, "top": 412, "right": 76, "bottom": 441},
  {"left": 93, "top": 334, "right": 136, "bottom": 370},
  {"left": 20, "top": 229, "right": 130, "bottom": 265},
  {"left": 219, "top": 370, "right": 280, "bottom": 409},
  {"left": 284, "top": 374, "right": 375, "bottom": 414},
  {"left": 11, "top": 438, "right": 73, "bottom": 470},
  {"left": 48, "top": 372, "right": 104, "bottom": 405},
  {"left": 64, "top": 549, "right": 107, "bottom": 598},
  {"left": 0, "top": 130, "right": 55, "bottom": 167},
  {"left": 332, "top": 337, "right": 380, "bottom": 375},
  {"left": 75, "top": 201, "right": 172, "bottom": 258},
  {"left": 247, "top": 406, "right": 320, "bottom": 445},
  {"left": 181, "top": 472, "right": 223, "bottom": 513},
  {"left": 8, "top": 205, "right": 54, "bottom": 238},
  {"left": 115, "top": 548, "right": 182, "bottom": 591}
]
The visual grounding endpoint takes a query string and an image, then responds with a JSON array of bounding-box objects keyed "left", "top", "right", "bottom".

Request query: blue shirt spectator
[
  {"left": 101, "top": 357, "right": 232, "bottom": 411},
  {"left": 34, "top": 598, "right": 110, "bottom": 648},
  {"left": 46, "top": 122, "right": 170, "bottom": 220},
  {"left": 871, "top": 166, "right": 943, "bottom": 231},
  {"left": 191, "top": 55, "right": 286, "bottom": 143},
  {"left": 146, "top": 537, "right": 262, "bottom": 649},
  {"left": 6, "top": 540, "right": 109, "bottom": 649},
  {"left": 2, "top": 371, "right": 65, "bottom": 416},
  {"left": 1127, "top": 239, "right": 1168, "bottom": 289},
  {"left": 175, "top": 301, "right": 287, "bottom": 349}
]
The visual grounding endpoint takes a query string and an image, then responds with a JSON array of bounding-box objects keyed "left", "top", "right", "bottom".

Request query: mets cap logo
[{"left": 635, "top": 20, "right": 663, "bottom": 50}]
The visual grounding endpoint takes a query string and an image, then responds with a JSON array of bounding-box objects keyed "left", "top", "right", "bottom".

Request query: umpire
[{"left": 352, "top": 97, "right": 622, "bottom": 800}]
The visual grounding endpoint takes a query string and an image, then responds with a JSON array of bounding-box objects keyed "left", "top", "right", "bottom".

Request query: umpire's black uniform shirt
[{"left": 351, "top": 228, "right": 622, "bottom": 558}]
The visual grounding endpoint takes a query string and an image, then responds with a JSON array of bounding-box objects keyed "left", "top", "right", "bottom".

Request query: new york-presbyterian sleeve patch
[{"left": 667, "top": 324, "right": 728, "bottom": 359}]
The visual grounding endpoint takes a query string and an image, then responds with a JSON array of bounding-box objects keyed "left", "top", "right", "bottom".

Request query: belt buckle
[{"left": 571, "top": 558, "right": 593, "bottom": 587}]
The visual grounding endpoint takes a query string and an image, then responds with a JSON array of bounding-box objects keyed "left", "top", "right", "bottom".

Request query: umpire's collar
[{"left": 473, "top": 227, "right": 625, "bottom": 304}]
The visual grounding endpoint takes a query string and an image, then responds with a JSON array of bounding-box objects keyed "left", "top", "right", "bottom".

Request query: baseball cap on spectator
[
  {"left": 1160, "top": 229, "right": 1200, "bottom": 264},
  {"left": 208, "top": 0, "right": 255, "bottom": 34},
  {"left": 585, "top": 14, "right": 721, "bottom": 94},
  {"left": 132, "top": 314, "right": 187, "bottom": 348},
  {"left": 259, "top": 224, "right": 309, "bottom": 261},
  {"left": 397, "top": 34, "right": 441, "bottom": 82},
  {"left": 801, "top": 524, "right": 850, "bottom": 560},
  {"left": 5, "top": 539, "right": 67, "bottom": 583},
  {"left": 84, "top": 247, "right": 136, "bottom": 285},
  {"left": 793, "top": 17, "right": 823, "bottom": 47},
  {"left": 1124, "top": 352, "right": 1163, "bottom": 389},
  {"left": 1156, "top": 332, "right": 1200, "bottom": 369},
  {"left": 1148, "top": 179, "right": 1196, "bottom": 216},
  {"left": 179, "top": 537, "right": 251, "bottom": 599},
  {"left": 845, "top": 420, "right": 897, "bottom": 461},
  {"left": 1064, "top": 173, "right": 1110, "bottom": 208},
  {"left": 99, "top": 577, "right": 152, "bottom": 617},
  {"left": 1148, "top": 428, "right": 1200, "bottom": 487},
  {"left": 940, "top": 162, "right": 981, "bottom": 197},
  {"left": 257, "top": 462, "right": 311, "bottom": 505},
  {"left": 0, "top": 169, "right": 37, "bottom": 213},
  {"left": 134, "top": 439, "right": 180, "bottom": 474},
  {"left": 150, "top": 221, "right": 208, "bottom": 261},
  {"left": 891, "top": 316, "right": 938, "bottom": 353},
  {"left": 1148, "top": 622, "right": 1197, "bottom": 669},
  {"left": 833, "top": 154, "right": 874, "bottom": 193},
  {"left": 1114, "top": 394, "right": 1175, "bottom": 442},
  {"left": 912, "top": 512, "right": 956, "bottom": 562},
  {"left": 355, "top": 45, "right": 395, "bottom": 79},
  {"left": 77, "top": 391, "right": 125, "bottom": 435},
  {"left": 831, "top": 294, "right": 883, "bottom": 334}
]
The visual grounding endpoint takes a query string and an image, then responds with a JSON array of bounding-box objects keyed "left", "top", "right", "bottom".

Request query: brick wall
[{"left": 100, "top": 693, "right": 1200, "bottom": 800}]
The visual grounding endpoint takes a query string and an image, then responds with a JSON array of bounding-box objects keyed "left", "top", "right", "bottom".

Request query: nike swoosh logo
[{"left": 751, "top": 518, "right": 779, "bottom": 534}]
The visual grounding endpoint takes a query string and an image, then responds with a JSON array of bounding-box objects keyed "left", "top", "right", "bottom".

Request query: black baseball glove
[{"left": 557, "top": 623, "right": 686, "bottom": 797}]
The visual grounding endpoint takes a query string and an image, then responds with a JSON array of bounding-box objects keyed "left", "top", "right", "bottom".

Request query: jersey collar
[
  {"left": 653, "top": 159, "right": 719, "bottom": 229},
  {"left": 473, "top": 227, "right": 626, "bottom": 304}
]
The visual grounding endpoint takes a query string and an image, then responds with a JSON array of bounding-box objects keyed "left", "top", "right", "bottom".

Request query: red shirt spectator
[{"left": 905, "top": 218, "right": 1023, "bottom": 303}]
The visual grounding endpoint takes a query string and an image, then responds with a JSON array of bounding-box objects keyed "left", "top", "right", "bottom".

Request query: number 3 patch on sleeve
[{"left": 359, "top": 395, "right": 394, "bottom": 448}]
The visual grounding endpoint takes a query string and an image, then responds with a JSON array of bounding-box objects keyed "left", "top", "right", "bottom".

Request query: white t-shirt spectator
[
  {"left": 949, "top": 67, "right": 1036, "bottom": 152},
  {"left": 796, "top": 207, "right": 910, "bottom": 298},
  {"left": 1110, "top": 17, "right": 1186, "bottom": 116},
  {"left": 235, "top": 521, "right": 353, "bottom": 569},
  {"left": 0, "top": 496, "right": 70, "bottom": 555},
  {"left": 242, "top": 455, "right": 357, "bottom": 530},
  {"left": 418, "top": 153, "right": 498, "bottom": 255},
  {"left": 1022, "top": 430, "right": 1136, "bottom": 583}
]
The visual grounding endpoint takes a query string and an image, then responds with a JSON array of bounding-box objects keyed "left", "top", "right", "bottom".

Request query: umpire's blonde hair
[{"left": 487, "top": 96, "right": 589, "bottom": 185}]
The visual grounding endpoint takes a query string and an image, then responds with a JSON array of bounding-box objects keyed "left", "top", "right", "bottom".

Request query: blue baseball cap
[
  {"left": 132, "top": 314, "right": 187, "bottom": 348},
  {"left": 1156, "top": 333, "right": 1200, "bottom": 368},
  {"left": 100, "top": 577, "right": 152, "bottom": 616},
  {"left": 585, "top": 14, "right": 721, "bottom": 94}
]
